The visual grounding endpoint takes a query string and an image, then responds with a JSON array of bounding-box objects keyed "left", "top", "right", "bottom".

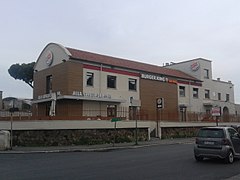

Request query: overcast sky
[{"left": 1, "top": 0, "right": 240, "bottom": 103}]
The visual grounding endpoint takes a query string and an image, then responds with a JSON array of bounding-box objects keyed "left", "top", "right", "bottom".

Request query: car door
[{"left": 228, "top": 128, "right": 240, "bottom": 154}]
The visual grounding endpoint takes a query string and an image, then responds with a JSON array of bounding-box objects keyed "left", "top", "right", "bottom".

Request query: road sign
[
  {"left": 111, "top": 118, "right": 122, "bottom": 122},
  {"left": 212, "top": 107, "right": 221, "bottom": 116},
  {"left": 156, "top": 98, "right": 164, "bottom": 109}
]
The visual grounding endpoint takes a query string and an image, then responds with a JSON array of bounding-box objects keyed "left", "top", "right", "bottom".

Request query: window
[
  {"left": 193, "top": 88, "right": 199, "bottom": 98},
  {"left": 228, "top": 128, "right": 237, "bottom": 137},
  {"left": 46, "top": 75, "right": 52, "bottom": 93},
  {"left": 226, "top": 94, "right": 230, "bottom": 102},
  {"left": 198, "top": 129, "right": 224, "bottom": 138},
  {"left": 218, "top": 93, "right": 221, "bottom": 100},
  {"left": 129, "top": 78, "right": 137, "bottom": 91},
  {"left": 179, "top": 86, "right": 185, "bottom": 97},
  {"left": 204, "top": 69, "right": 209, "bottom": 79},
  {"left": 205, "top": 89, "right": 210, "bottom": 99},
  {"left": 107, "top": 75, "right": 117, "bottom": 89},
  {"left": 206, "top": 109, "right": 211, "bottom": 115},
  {"left": 86, "top": 72, "right": 94, "bottom": 86}
]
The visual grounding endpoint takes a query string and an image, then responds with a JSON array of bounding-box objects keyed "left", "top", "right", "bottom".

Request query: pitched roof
[{"left": 66, "top": 47, "right": 200, "bottom": 81}]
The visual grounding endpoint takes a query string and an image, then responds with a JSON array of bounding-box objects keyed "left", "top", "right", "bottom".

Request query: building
[
  {"left": 33, "top": 43, "right": 201, "bottom": 121},
  {"left": 2, "top": 97, "right": 32, "bottom": 112},
  {"left": 165, "top": 58, "right": 236, "bottom": 121}
]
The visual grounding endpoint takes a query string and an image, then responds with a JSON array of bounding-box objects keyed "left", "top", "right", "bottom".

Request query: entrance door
[
  {"left": 129, "top": 106, "right": 137, "bottom": 120},
  {"left": 223, "top": 107, "right": 229, "bottom": 122},
  {"left": 46, "top": 102, "right": 51, "bottom": 116},
  {"left": 107, "top": 105, "right": 117, "bottom": 117}
]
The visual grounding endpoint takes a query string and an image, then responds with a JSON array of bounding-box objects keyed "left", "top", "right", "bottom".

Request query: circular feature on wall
[
  {"left": 46, "top": 50, "right": 53, "bottom": 66},
  {"left": 190, "top": 61, "right": 200, "bottom": 71}
]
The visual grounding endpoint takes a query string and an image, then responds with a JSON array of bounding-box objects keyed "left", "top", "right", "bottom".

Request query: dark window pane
[
  {"left": 129, "top": 78, "right": 137, "bottom": 91},
  {"left": 46, "top": 75, "right": 52, "bottom": 94},
  {"left": 107, "top": 75, "right": 116, "bottom": 88},
  {"left": 86, "top": 72, "right": 94, "bottom": 86}
]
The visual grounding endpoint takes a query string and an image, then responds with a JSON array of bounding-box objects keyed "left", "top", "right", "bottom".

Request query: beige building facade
[{"left": 33, "top": 43, "right": 201, "bottom": 121}]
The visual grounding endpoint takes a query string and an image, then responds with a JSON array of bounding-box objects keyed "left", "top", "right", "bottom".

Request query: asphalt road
[{"left": 1, "top": 143, "right": 240, "bottom": 180}]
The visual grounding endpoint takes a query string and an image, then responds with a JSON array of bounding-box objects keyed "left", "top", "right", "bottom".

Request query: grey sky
[{"left": 1, "top": 0, "right": 240, "bottom": 103}]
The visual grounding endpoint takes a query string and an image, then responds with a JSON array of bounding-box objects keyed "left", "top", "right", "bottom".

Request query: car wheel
[
  {"left": 195, "top": 155, "right": 203, "bottom": 162},
  {"left": 225, "top": 150, "right": 234, "bottom": 164}
]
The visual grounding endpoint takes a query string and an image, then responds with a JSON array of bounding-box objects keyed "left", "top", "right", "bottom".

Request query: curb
[
  {"left": 0, "top": 144, "right": 157, "bottom": 154},
  {"left": 0, "top": 139, "right": 195, "bottom": 154}
]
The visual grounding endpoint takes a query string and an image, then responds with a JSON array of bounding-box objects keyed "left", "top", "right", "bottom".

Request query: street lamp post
[
  {"left": 135, "top": 114, "right": 138, "bottom": 145},
  {"left": 9, "top": 99, "right": 17, "bottom": 150},
  {"left": 130, "top": 97, "right": 138, "bottom": 145}
]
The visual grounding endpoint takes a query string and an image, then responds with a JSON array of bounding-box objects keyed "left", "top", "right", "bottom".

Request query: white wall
[
  {"left": 34, "top": 43, "right": 70, "bottom": 72},
  {"left": 167, "top": 59, "right": 236, "bottom": 114}
]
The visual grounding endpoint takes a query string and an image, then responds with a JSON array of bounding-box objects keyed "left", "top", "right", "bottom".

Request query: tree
[{"left": 8, "top": 62, "right": 35, "bottom": 88}]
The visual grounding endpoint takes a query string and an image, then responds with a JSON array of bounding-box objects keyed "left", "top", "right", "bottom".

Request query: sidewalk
[{"left": 0, "top": 138, "right": 195, "bottom": 154}]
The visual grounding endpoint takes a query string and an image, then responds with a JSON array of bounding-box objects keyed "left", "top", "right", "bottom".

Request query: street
[{"left": 1, "top": 143, "right": 240, "bottom": 180}]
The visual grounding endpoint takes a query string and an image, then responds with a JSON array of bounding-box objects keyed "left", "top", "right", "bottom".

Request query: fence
[{"left": 1, "top": 109, "right": 240, "bottom": 122}]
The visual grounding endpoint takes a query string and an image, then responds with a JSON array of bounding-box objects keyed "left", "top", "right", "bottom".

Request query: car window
[
  {"left": 198, "top": 129, "right": 224, "bottom": 138},
  {"left": 228, "top": 128, "right": 238, "bottom": 137}
]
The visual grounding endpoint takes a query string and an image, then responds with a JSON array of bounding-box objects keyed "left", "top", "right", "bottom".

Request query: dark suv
[{"left": 194, "top": 127, "right": 240, "bottom": 163}]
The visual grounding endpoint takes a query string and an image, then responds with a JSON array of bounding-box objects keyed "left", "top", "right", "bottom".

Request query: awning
[
  {"left": 33, "top": 95, "right": 126, "bottom": 104},
  {"left": 58, "top": 95, "right": 126, "bottom": 103}
]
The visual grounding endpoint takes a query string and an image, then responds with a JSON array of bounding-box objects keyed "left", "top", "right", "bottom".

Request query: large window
[
  {"left": 46, "top": 75, "right": 52, "bottom": 94},
  {"left": 193, "top": 88, "right": 199, "bottom": 98},
  {"left": 179, "top": 86, "right": 185, "bottom": 97},
  {"left": 86, "top": 72, "right": 94, "bottom": 86},
  {"left": 107, "top": 75, "right": 117, "bottom": 89},
  {"left": 204, "top": 69, "right": 209, "bottom": 79},
  {"left": 218, "top": 93, "right": 221, "bottom": 100},
  {"left": 226, "top": 94, "right": 230, "bottom": 102},
  {"left": 205, "top": 89, "right": 210, "bottom": 99},
  {"left": 129, "top": 78, "right": 137, "bottom": 91}
]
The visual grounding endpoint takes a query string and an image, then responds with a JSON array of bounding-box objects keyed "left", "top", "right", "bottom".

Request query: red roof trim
[{"left": 178, "top": 80, "right": 202, "bottom": 87}]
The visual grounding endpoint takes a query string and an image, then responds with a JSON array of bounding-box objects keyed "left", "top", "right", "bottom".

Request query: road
[{"left": 1, "top": 143, "right": 240, "bottom": 180}]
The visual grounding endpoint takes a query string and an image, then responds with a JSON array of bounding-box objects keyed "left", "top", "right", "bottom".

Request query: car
[{"left": 194, "top": 126, "right": 240, "bottom": 163}]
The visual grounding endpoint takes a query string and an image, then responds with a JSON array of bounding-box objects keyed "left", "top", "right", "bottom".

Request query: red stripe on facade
[
  {"left": 178, "top": 80, "right": 202, "bottom": 86},
  {"left": 83, "top": 64, "right": 140, "bottom": 77}
]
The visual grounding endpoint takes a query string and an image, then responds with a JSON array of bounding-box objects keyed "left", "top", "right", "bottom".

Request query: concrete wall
[
  {"left": 0, "top": 120, "right": 154, "bottom": 132},
  {"left": 1, "top": 120, "right": 240, "bottom": 141}
]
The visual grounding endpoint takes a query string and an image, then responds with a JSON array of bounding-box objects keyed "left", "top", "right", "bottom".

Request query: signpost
[
  {"left": 156, "top": 98, "right": 164, "bottom": 109},
  {"left": 111, "top": 118, "right": 122, "bottom": 146},
  {"left": 130, "top": 97, "right": 138, "bottom": 145},
  {"left": 9, "top": 101, "right": 18, "bottom": 150},
  {"left": 212, "top": 107, "right": 221, "bottom": 126},
  {"left": 156, "top": 98, "right": 164, "bottom": 138}
]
